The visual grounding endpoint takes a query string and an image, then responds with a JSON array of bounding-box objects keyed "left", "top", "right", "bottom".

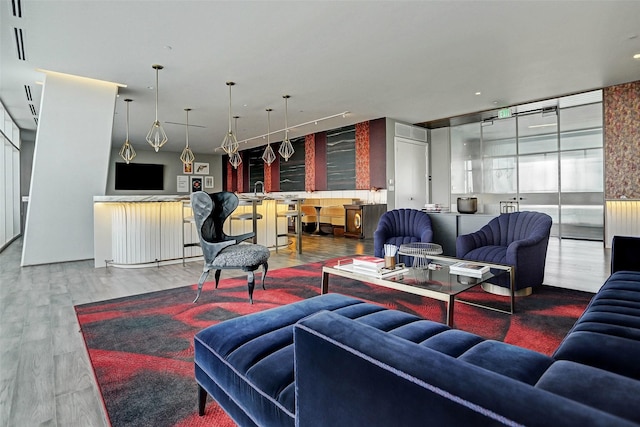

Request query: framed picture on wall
[
  {"left": 204, "top": 176, "right": 214, "bottom": 188},
  {"left": 191, "top": 176, "right": 203, "bottom": 193},
  {"left": 183, "top": 162, "right": 193, "bottom": 174},
  {"left": 194, "top": 162, "right": 209, "bottom": 175},
  {"left": 177, "top": 175, "right": 189, "bottom": 193}
]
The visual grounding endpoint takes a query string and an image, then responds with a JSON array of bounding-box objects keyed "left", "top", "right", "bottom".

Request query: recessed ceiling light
[
  {"left": 634, "top": 53, "right": 640, "bottom": 60},
  {"left": 475, "top": 92, "right": 481, "bottom": 96}
]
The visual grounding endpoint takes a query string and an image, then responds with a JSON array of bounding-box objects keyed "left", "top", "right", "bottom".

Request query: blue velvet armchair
[
  {"left": 374, "top": 209, "right": 433, "bottom": 265},
  {"left": 456, "top": 211, "right": 552, "bottom": 294}
]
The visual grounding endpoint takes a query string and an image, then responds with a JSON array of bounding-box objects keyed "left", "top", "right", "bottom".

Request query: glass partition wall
[{"left": 450, "top": 90, "right": 603, "bottom": 240}]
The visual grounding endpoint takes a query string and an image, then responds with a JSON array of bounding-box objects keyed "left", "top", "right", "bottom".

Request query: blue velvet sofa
[{"left": 194, "top": 236, "right": 640, "bottom": 426}]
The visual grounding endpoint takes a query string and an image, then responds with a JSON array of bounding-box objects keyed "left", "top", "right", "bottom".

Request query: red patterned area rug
[{"left": 75, "top": 258, "right": 593, "bottom": 427}]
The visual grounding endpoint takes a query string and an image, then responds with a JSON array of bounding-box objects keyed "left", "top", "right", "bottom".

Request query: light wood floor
[{"left": 0, "top": 235, "right": 610, "bottom": 426}]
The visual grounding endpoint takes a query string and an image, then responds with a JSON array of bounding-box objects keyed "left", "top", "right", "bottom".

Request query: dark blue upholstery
[
  {"left": 611, "top": 235, "right": 640, "bottom": 273},
  {"left": 194, "top": 236, "right": 640, "bottom": 427},
  {"left": 373, "top": 209, "right": 433, "bottom": 264},
  {"left": 456, "top": 211, "right": 552, "bottom": 291}
]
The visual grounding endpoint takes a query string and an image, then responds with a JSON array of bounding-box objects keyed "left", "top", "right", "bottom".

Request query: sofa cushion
[
  {"left": 459, "top": 340, "right": 553, "bottom": 385},
  {"left": 536, "top": 360, "right": 640, "bottom": 424},
  {"left": 553, "top": 271, "right": 640, "bottom": 380}
]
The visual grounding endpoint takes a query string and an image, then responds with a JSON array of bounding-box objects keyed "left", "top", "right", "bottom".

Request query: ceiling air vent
[
  {"left": 34, "top": 118, "right": 38, "bottom": 126},
  {"left": 12, "top": 0, "right": 22, "bottom": 18},
  {"left": 24, "top": 85, "right": 33, "bottom": 101},
  {"left": 395, "top": 122, "right": 427, "bottom": 142},
  {"left": 14, "top": 28, "right": 26, "bottom": 60},
  {"left": 29, "top": 104, "right": 37, "bottom": 116}
]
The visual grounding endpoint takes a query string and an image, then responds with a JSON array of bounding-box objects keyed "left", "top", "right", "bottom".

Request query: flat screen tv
[{"left": 115, "top": 162, "right": 164, "bottom": 190}]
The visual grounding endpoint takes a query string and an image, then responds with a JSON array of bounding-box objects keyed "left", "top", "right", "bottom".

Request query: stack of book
[
  {"left": 449, "top": 262, "right": 490, "bottom": 278},
  {"left": 352, "top": 256, "right": 386, "bottom": 274}
]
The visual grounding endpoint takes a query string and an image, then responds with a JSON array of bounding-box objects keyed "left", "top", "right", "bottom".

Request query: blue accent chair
[
  {"left": 456, "top": 211, "right": 552, "bottom": 293},
  {"left": 373, "top": 209, "right": 433, "bottom": 265}
]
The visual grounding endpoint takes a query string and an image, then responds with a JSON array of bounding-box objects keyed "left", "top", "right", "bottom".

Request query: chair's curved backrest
[
  {"left": 379, "top": 209, "right": 432, "bottom": 238},
  {"left": 191, "top": 191, "right": 239, "bottom": 244},
  {"left": 482, "top": 211, "right": 552, "bottom": 246},
  {"left": 191, "top": 191, "right": 240, "bottom": 263},
  {"left": 374, "top": 209, "right": 433, "bottom": 257}
]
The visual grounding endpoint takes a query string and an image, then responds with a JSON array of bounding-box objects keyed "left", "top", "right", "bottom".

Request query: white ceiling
[{"left": 1, "top": 1, "right": 639, "bottom": 156}]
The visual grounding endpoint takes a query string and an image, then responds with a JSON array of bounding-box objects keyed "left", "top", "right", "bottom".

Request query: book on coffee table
[
  {"left": 449, "top": 262, "right": 490, "bottom": 278},
  {"left": 352, "top": 256, "right": 386, "bottom": 271},
  {"left": 334, "top": 258, "right": 409, "bottom": 279}
]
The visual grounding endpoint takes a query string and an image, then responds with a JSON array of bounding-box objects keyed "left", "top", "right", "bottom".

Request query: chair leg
[
  {"left": 214, "top": 269, "right": 222, "bottom": 289},
  {"left": 261, "top": 262, "right": 268, "bottom": 290},
  {"left": 193, "top": 270, "right": 210, "bottom": 303},
  {"left": 247, "top": 270, "right": 255, "bottom": 304},
  {"left": 198, "top": 384, "right": 207, "bottom": 416}
]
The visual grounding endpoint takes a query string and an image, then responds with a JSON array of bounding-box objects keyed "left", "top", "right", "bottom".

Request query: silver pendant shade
[
  {"left": 119, "top": 98, "right": 136, "bottom": 164},
  {"left": 220, "top": 82, "right": 240, "bottom": 157},
  {"left": 146, "top": 64, "right": 168, "bottom": 152},
  {"left": 262, "top": 108, "right": 276, "bottom": 165},
  {"left": 278, "top": 95, "right": 295, "bottom": 161},
  {"left": 229, "top": 116, "right": 242, "bottom": 169},
  {"left": 179, "top": 108, "right": 195, "bottom": 165}
]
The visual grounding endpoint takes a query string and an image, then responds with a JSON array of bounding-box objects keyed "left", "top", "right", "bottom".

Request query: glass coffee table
[{"left": 321, "top": 250, "right": 514, "bottom": 327}]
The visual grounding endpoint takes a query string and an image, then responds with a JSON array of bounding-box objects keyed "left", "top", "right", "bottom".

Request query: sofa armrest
[
  {"left": 294, "top": 311, "right": 633, "bottom": 427},
  {"left": 611, "top": 235, "right": 640, "bottom": 273}
]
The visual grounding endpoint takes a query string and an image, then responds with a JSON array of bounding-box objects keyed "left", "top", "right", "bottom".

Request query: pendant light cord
[
  {"left": 126, "top": 100, "right": 130, "bottom": 140},
  {"left": 228, "top": 84, "right": 233, "bottom": 134},
  {"left": 185, "top": 109, "right": 189, "bottom": 148},
  {"left": 155, "top": 68, "right": 159, "bottom": 121}
]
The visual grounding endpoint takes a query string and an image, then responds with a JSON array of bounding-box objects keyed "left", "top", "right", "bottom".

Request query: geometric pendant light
[
  {"left": 278, "top": 94, "right": 295, "bottom": 161},
  {"left": 262, "top": 108, "right": 276, "bottom": 165},
  {"left": 229, "top": 150, "right": 242, "bottom": 170},
  {"left": 146, "top": 64, "right": 168, "bottom": 152},
  {"left": 228, "top": 116, "right": 242, "bottom": 169},
  {"left": 220, "top": 81, "right": 240, "bottom": 156},
  {"left": 179, "top": 108, "right": 195, "bottom": 165},
  {"left": 119, "top": 98, "right": 136, "bottom": 164}
]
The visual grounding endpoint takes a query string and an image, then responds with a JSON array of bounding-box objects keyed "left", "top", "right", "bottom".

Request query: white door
[{"left": 394, "top": 137, "right": 429, "bottom": 210}]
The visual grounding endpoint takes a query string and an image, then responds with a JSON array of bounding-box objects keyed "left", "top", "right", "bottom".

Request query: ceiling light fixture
[
  {"left": 528, "top": 123, "right": 557, "bottom": 129},
  {"left": 220, "top": 81, "right": 239, "bottom": 156},
  {"left": 634, "top": 53, "right": 640, "bottom": 60},
  {"left": 262, "top": 108, "right": 276, "bottom": 165},
  {"left": 180, "top": 108, "right": 195, "bottom": 165},
  {"left": 229, "top": 151, "right": 242, "bottom": 169},
  {"left": 119, "top": 98, "right": 136, "bottom": 164},
  {"left": 278, "top": 95, "right": 295, "bottom": 161},
  {"left": 229, "top": 116, "right": 242, "bottom": 169},
  {"left": 146, "top": 64, "right": 168, "bottom": 152},
  {"left": 233, "top": 111, "right": 350, "bottom": 147}
]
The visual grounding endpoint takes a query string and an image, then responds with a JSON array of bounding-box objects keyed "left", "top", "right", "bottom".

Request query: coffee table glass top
[{"left": 328, "top": 257, "right": 494, "bottom": 297}]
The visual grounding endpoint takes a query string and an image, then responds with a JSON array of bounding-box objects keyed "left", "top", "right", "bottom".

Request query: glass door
[
  {"left": 481, "top": 117, "right": 517, "bottom": 215},
  {"left": 449, "top": 90, "right": 604, "bottom": 240},
  {"left": 517, "top": 111, "right": 560, "bottom": 236},
  {"left": 558, "top": 101, "right": 604, "bottom": 240}
]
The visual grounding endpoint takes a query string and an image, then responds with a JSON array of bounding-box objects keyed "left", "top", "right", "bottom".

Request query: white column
[{"left": 21, "top": 72, "right": 118, "bottom": 266}]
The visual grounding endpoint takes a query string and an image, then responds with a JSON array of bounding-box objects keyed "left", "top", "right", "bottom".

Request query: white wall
[
  {"left": 21, "top": 73, "right": 118, "bottom": 266},
  {"left": 106, "top": 149, "right": 223, "bottom": 195}
]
